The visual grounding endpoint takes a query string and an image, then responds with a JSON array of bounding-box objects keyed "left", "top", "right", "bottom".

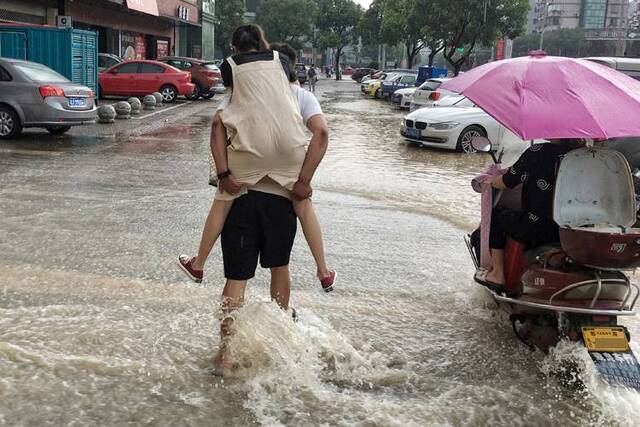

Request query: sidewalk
[{"left": 66, "top": 97, "right": 221, "bottom": 139}]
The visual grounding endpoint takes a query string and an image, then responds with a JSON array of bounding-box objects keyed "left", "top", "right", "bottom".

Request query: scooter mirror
[{"left": 471, "top": 136, "right": 492, "bottom": 153}]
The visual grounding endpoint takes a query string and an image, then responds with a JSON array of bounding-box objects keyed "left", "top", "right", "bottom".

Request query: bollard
[
  {"left": 152, "top": 92, "right": 163, "bottom": 106},
  {"left": 128, "top": 97, "right": 142, "bottom": 115},
  {"left": 97, "top": 104, "right": 116, "bottom": 123},
  {"left": 115, "top": 101, "right": 132, "bottom": 120},
  {"left": 143, "top": 95, "right": 157, "bottom": 110}
]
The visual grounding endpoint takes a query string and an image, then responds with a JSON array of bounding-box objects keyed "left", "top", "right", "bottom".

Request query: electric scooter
[{"left": 466, "top": 137, "right": 640, "bottom": 391}]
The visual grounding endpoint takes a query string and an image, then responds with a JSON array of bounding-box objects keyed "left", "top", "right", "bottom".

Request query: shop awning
[{"left": 125, "top": 0, "right": 158, "bottom": 16}]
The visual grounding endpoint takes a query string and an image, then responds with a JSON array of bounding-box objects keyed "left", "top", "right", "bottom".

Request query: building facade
[
  {"left": 533, "top": 0, "right": 628, "bottom": 33},
  {"left": 0, "top": 0, "right": 202, "bottom": 60},
  {"left": 199, "top": 0, "right": 215, "bottom": 60}
]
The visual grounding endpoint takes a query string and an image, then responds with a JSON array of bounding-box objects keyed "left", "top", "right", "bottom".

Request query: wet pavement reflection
[{"left": 0, "top": 80, "right": 638, "bottom": 426}]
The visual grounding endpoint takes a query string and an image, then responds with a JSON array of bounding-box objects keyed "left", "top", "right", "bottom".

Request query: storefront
[
  {"left": 65, "top": 0, "right": 173, "bottom": 59},
  {"left": 200, "top": 0, "right": 215, "bottom": 60},
  {"left": 157, "top": 0, "right": 200, "bottom": 58},
  {"left": 0, "top": 0, "right": 58, "bottom": 25}
]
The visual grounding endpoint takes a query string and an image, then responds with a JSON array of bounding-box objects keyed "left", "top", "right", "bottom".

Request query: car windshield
[
  {"left": 14, "top": 62, "right": 69, "bottom": 83},
  {"left": 419, "top": 80, "right": 442, "bottom": 91}
]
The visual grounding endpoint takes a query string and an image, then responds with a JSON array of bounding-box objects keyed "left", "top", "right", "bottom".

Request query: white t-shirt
[{"left": 217, "top": 85, "right": 323, "bottom": 125}]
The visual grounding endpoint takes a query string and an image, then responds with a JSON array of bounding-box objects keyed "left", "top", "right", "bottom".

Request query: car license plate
[
  {"left": 582, "top": 326, "right": 630, "bottom": 352},
  {"left": 68, "top": 97, "right": 86, "bottom": 107},
  {"left": 405, "top": 127, "right": 420, "bottom": 139}
]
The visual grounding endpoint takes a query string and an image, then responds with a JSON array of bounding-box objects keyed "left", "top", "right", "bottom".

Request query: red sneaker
[
  {"left": 320, "top": 270, "right": 337, "bottom": 292},
  {"left": 178, "top": 254, "right": 203, "bottom": 283}
]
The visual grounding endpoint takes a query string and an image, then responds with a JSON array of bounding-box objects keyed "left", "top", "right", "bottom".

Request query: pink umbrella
[{"left": 440, "top": 52, "right": 640, "bottom": 140}]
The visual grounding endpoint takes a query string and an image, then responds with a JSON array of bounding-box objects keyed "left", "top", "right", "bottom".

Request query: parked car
[
  {"left": 158, "top": 56, "right": 221, "bottom": 100},
  {"left": 391, "top": 87, "right": 417, "bottom": 109},
  {"left": 410, "top": 78, "right": 454, "bottom": 111},
  {"left": 584, "top": 57, "right": 640, "bottom": 80},
  {"left": 342, "top": 67, "right": 354, "bottom": 75},
  {"left": 351, "top": 68, "right": 374, "bottom": 82},
  {"left": 295, "top": 63, "right": 308, "bottom": 84},
  {"left": 98, "top": 53, "right": 122, "bottom": 72},
  {"left": 0, "top": 58, "right": 96, "bottom": 139},
  {"left": 99, "top": 60, "right": 194, "bottom": 103},
  {"left": 400, "top": 105, "right": 520, "bottom": 153},
  {"left": 432, "top": 95, "right": 475, "bottom": 108},
  {"left": 361, "top": 71, "right": 396, "bottom": 93},
  {"left": 380, "top": 73, "right": 417, "bottom": 98}
]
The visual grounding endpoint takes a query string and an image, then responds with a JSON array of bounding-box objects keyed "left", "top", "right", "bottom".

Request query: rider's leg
[
  {"left": 293, "top": 198, "right": 330, "bottom": 280},
  {"left": 192, "top": 199, "right": 233, "bottom": 270}
]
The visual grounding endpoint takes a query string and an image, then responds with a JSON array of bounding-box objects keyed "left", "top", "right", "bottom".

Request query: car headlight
[{"left": 429, "top": 122, "right": 460, "bottom": 130}]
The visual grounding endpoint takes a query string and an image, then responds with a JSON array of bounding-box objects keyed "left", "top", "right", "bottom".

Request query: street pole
[{"left": 539, "top": 2, "right": 551, "bottom": 51}]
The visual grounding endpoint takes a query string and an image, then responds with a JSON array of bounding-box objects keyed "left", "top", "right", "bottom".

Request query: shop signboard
[
  {"left": 126, "top": 0, "right": 159, "bottom": 16},
  {"left": 135, "top": 34, "right": 146, "bottom": 59}
]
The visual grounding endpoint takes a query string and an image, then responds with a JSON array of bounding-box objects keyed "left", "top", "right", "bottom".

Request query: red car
[{"left": 98, "top": 60, "right": 194, "bottom": 103}]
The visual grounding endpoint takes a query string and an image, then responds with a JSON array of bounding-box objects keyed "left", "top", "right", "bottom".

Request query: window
[
  {"left": 400, "top": 75, "right": 415, "bottom": 84},
  {"left": 140, "top": 63, "right": 165, "bottom": 74},
  {"left": 0, "top": 66, "right": 11, "bottom": 81},
  {"left": 419, "top": 80, "right": 442, "bottom": 91},
  {"left": 114, "top": 62, "right": 140, "bottom": 74},
  {"left": 166, "top": 60, "right": 185, "bottom": 69},
  {"left": 13, "top": 61, "right": 69, "bottom": 82}
]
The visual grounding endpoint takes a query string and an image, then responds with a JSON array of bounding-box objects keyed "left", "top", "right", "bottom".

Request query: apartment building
[{"left": 532, "top": 0, "right": 628, "bottom": 33}]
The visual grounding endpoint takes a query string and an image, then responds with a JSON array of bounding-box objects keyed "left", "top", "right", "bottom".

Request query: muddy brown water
[{"left": 0, "top": 79, "right": 638, "bottom": 426}]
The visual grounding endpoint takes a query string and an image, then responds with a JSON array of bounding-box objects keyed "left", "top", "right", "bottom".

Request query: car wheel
[
  {"left": 0, "top": 105, "right": 22, "bottom": 140},
  {"left": 375, "top": 88, "right": 383, "bottom": 99},
  {"left": 46, "top": 126, "right": 71, "bottom": 135},
  {"left": 185, "top": 83, "right": 201, "bottom": 100},
  {"left": 200, "top": 90, "right": 215, "bottom": 100},
  {"left": 456, "top": 125, "right": 486, "bottom": 153},
  {"left": 160, "top": 85, "right": 178, "bottom": 103}
]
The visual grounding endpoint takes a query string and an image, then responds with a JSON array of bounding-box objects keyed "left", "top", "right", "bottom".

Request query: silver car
[{"left": 0, "top": 58, "right": 97, "bottom": 139}]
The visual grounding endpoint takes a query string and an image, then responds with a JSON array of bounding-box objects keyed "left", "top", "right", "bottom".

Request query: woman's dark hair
[
  {"left": 231, "top": 24, "right": 269, "bottom": 53},
  {"left": 269, "top": 42, "right": 297, "bottom": 64}
]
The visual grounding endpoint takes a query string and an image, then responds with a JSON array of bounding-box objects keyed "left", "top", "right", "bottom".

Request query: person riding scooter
[{"left": 480, "top": 139, "right": 583, "bottom": 289}]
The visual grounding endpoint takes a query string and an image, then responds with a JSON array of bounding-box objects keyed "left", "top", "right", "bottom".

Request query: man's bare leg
[
  {"left": 192, "top": 199, "right": 233, "bottom": 270},
  {"left": 270, "top": 266, "right": 290, "bottom": 311},
  {"left": 293, "top": 199, "right": 330, "bottom": 280},
  {"left": 213, "top": 279, "right": 246, "bottom": 375}
]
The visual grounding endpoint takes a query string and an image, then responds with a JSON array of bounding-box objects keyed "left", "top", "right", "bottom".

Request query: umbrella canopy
[{"left": 440, "top": 52, "right": 640, "bottom": 140}]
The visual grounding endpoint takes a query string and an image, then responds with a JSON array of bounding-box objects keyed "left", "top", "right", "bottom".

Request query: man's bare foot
[{"left": 212, "top": 351, "right": 234, "bottom": 377}]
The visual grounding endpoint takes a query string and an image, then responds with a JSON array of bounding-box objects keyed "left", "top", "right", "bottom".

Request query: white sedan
[
  {"left": 391, "top": 87, "right": 416, "bottom": 109},
  {"left": 400, "top": 106, "right": 522, "bottom": 153}
]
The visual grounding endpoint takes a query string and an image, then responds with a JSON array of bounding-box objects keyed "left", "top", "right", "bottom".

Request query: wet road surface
[{"left": 1, "top": 79, "right": 639, "bottom": 426}]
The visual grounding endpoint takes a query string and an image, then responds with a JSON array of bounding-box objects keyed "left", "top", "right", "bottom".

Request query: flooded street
[{"left": 1, "top": 79, "right": 639, "bottom": 426}]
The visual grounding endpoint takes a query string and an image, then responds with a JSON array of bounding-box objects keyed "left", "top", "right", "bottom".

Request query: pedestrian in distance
[{"left": 308, "top": 64, "right": 317, "bottom": 93}]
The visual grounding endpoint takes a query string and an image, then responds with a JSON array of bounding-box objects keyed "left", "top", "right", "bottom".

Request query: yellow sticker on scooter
[{"left": 582, "top": 327, "right": 630, "bottom": 353}]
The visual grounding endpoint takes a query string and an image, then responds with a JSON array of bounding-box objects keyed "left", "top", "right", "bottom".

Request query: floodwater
[{"left": 1, "top": 79, "right": 639, "bottom": 426}]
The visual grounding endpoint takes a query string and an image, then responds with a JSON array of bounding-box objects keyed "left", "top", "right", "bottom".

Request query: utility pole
[{"left": 539, "top": 2, "right": 552, "bottom": 51}]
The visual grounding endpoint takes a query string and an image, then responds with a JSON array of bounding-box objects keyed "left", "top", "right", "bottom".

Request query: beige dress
[{"left": 217, "top": 51, "right": 308, "bottom": 201}]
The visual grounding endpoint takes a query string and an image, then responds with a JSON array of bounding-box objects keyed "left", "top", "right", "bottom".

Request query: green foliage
[
  {"left": 215, "top": 0, "right": 245, "bottom": 58},
  {"left": 315, "top": 0, "right": 363, "bottom": 78},
  {"left": 512, "top": 29, "right": 587, "bottom": 58},
  {"left": 439, "top": 0, "right": 529, "bottom": 74},
  {"left": 358, "top": 0, "right": 384, "bottom": 45},
  {"left": 256, "top": 0, "right": 318, "bottom": 49}
]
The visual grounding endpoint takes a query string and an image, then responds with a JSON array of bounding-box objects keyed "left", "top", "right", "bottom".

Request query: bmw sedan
[
  {"left": 0, "top": 58, "right": 96, "bottom": 139},
  {"left": 400, "top": 106, "right": 522, "bottom": 153}
]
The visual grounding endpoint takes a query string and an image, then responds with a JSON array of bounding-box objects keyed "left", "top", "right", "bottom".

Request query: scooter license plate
[{"left": 582, "top": 326, "right": 630, "bottom": 352}]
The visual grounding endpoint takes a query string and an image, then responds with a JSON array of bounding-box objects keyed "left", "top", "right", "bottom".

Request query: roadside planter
[
  {"left": 97, "top": 105, "right": 116, "bottom": 123},
  {"left": 143, "top": 95, "right": 157, "bottom": 110},
  {"left": 115, "top": 101, "right": 131, "bottom": 119},
  {"left": 152, "top": 92, "right": 163, "bottom": 105},
  {"left": 128, "top": 97, "right": 142, "bottom": 115}
]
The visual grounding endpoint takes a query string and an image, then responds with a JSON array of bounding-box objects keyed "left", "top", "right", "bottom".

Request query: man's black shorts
[{"left": 221, "top": 190, "right": 297, "bottom": 280}]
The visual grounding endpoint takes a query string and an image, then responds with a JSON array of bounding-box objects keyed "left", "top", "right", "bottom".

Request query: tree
[
  {"left": 379, "top": 0, "right": 428, "bottom": 68},
  {"left": 315, "top": 0, "right": 363, "bottom": 79},
  {"left": 439, "top": 0, "right": 529, "bottom": 75},
  {"left": 215, "top": 0, "right": 245, "bottom": 58},
  {"left": 256, "top": 0, "right": 317, "bottom": 50},
  {"left": 512, "top": 28, "right": 587, "bottom": 58},
  {"left": 358, "top": 0, "right": 384, "bottom": 46}
]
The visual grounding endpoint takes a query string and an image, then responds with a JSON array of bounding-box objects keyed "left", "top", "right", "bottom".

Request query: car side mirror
[{"left": 471, "top": 136, "right": 492, "bottom": 153}]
